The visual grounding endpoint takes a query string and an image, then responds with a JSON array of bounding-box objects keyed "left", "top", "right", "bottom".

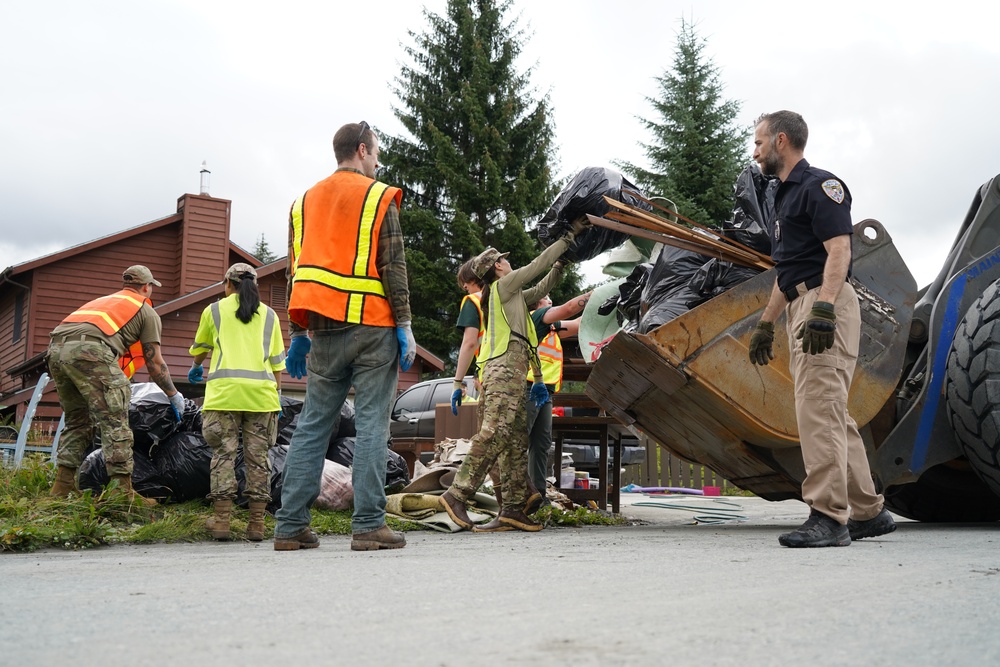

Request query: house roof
[{"left": 0, "top": 212, "right": 181, "bottom": 285}]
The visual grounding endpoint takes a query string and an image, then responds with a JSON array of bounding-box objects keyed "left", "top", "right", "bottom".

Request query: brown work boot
[
  {"left": 49, "top": 466, "right": 78, "bottom": 498},
  {"left": 246, "top": 501, "right": 268, "bottom": 542},
  {"left": 274, "top": 527, "right": 320, "bottom": 551},
  {"left": 108, "top": 474, "right": 157, "bottom": 507},
  {"left": 351, "top": 524, "right": 406, "bottom": 551},
  {"left": 439, "top": 490, "right": 473, "bottom": 530},
  {"left": 472, "top": 515, "right": 515, "bottom": 533},
  {"left": 205, "top": 499, "right": 232, "bottom": 540},
  {"left": 524, "top": 491, "right": 544, "bottom": 515},
  {"left": 498, "top": 507, "right": 543, "bottom": 532}
]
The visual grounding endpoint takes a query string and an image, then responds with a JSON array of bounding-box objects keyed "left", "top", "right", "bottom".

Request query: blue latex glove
[
  {"left": 286, "top": 335, "right": 311, "bottom": 379},
  {"left": 168, "top": 391, "right": 185, "bottom": 423},
  {"left": 397, "top": 322, "right": 416, "bottom": 372},
  {"left": 451, "top": 382, "right": 463, "bottom": 416},
  {"left": 187, "top": 364, "right": 204, "bottom": 384},
  {"left": 529, "top": 381, "right": 550, "bottom": 408}
]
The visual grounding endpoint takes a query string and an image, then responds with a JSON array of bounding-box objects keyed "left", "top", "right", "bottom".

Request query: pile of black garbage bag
[
  {"left": 593, "top": 163, "right": 778, "bottom": 333},
  {"left": 536, "top": 166, "right": 654, "bottom": 262},
  {"left": 78, "top": 386, "right": 410, "bottom": 512}
]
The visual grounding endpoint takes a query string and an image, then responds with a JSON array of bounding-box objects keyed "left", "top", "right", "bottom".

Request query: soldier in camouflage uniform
[
  {"left": 48, "top": 265, "right": 184, "bottom": 505},
  {"left": 189, "top": 264, "right": 285, "bottom": 541},
  {"left": 439, "top": 218, "right": 587, "bottom": 532}
]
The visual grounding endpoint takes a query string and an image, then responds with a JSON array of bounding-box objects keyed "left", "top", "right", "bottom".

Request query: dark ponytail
[
  {"left": 479, "top": 266, "right": 497, "bottom": 327},
  {"left": 233, "top": 275, "right": 260, "bottom": 324}
]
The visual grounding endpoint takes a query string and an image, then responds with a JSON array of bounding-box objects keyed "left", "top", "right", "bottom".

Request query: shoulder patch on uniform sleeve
[{"left": 821, "top": 179, "right": 845, "bottom": 204}]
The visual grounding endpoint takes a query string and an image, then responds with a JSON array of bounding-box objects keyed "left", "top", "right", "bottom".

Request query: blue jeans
[{"left": 275, "top": 325, "right": 398, "bottom": 536}]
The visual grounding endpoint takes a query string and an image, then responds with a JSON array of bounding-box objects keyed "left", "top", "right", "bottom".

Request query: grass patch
[{"left": 2, "top": 457, "right": 624, "bottom": 552}]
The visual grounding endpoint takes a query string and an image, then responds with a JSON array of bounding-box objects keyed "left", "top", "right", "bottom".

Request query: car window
[
  {"left": 430, "top": 382, "right": 453, "bottom": 408},
  {"left": 393, "top": 385, "right": 429, "bottom": 417}
]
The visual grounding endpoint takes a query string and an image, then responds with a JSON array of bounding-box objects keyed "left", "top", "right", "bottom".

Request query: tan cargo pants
[{"left": 786, "top": 281, "right": 883, "bottom": 524}]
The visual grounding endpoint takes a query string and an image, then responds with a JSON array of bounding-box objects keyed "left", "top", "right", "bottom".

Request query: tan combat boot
[
  {"left": 205, "top": 499, "right": 233, "bottom": 540},
  {"left": 49, "top": 466, "right": 78, "bottom": 498},
  {"left": 108, "top": 473, "right": 158, "bottom": 507},
  {"left": 246, "top": 501, "right": 267, "bottom": 542}
]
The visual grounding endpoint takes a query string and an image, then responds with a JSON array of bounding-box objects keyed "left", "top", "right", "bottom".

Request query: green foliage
[
  {"left": 619, "top": 19, "right": 750, "bottom": 229},
  {"left": 535, "top": 504, "right": 627, "bottom": 527},
  {"left": 251, "top": 232, "right": 277, "bottom": 263},
  {"left": 381, "top": 0, "right": 579, "bottom": 366}
]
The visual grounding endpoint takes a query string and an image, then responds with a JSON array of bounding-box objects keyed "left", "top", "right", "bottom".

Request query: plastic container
[{"left": 560, "top": 467, "right": 576, "bottom": 488}]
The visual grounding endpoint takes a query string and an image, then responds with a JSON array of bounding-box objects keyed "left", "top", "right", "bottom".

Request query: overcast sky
[{"left": 3, "top": 1, "right": 999, "bottom": 289}]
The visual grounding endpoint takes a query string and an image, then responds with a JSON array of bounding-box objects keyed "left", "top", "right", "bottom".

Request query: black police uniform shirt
[{"left": 772, "top": 159, "right": 853, "bottom": 293}]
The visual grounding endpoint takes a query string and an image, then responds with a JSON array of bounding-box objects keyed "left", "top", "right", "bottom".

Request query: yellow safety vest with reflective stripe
[
  {"left": 526, "top": 323, "right": 563, "bottom": 391},
  {"left": 189, "top": 294, "right": 285, "bottom": 412},
  {"left": 478, "top": 281, "right": 538, "bottom": 364},
  {"left": 288, "top": 170, "right": 402, "bottom": 328}
]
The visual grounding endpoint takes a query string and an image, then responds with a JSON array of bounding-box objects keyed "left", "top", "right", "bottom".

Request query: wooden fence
[{"left": 620, "top": 434, "right": 730, "bottom": 491}]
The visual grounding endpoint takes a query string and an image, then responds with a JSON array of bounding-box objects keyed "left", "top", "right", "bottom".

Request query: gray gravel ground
[{"left": 3, "top": 494, "right": 999, "bottom": 667}]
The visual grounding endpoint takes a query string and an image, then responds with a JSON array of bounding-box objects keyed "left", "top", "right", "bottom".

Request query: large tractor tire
[
  {"left": 945, "top": 278, "right": 1000, "bottom": 499},
  {"left": 883, "top": 462, "right": 1000, "bottom": 522}
]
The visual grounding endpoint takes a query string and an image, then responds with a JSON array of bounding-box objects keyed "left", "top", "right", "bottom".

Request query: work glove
[
  {"left": 553, "top": 259, "right": 570, "bottom": 271},
  {"left": 569, "top": 216, "right": 591, "bottom": 235},
  {"left": 529, "top": 381, "right": 551, "bottom": 408},
  {"left": 168, "top": 391, "right": 185, "bottom": 423},
  {"left": 451, "top": 380, "right": 464, "bottom": 416},
  {"left": 286, "top": 334, "right": 311, "bottom": 379},
  {"left": 397, "top": 321, "right": 416, "bottom": 372},
  {"left": 748, "top": 321, "right": 775, "bottom": 366},
  {"left": 796, "top": 301, "right": 837, "bottom": 355},
  {"left": 187, "top": 364, "right": 204, "bottom": 384}
]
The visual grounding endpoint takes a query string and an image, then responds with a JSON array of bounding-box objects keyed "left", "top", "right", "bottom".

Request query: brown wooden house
[{"left": 0, "top": 191, "right": 444, "bottom": 426}]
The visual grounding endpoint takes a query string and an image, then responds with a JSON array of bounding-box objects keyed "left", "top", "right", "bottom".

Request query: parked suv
[{"left": 390, "top": 377, "right": 643, "bottom": 472}]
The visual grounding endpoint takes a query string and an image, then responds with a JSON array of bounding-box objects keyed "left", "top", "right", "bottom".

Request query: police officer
[
  {"left": 47, "top": 265, "right": 183, "bottom": 505},
  {"left": 748, "top": 111, "right": 896, "bottom": 547}
]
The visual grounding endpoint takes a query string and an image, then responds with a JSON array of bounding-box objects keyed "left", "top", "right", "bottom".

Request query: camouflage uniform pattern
[
  {"left": 450, "top": 339, "right": 530, "bottom": 508},
  {"left": 47, "top": 339, "right": 134, "bottom": 475},
  {"left": 202, "top": 410, "right": 278, "bottom": 501}
]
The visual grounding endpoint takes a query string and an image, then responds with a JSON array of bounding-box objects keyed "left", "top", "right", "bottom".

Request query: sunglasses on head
[{"left": 356, "top": 120, "right": 370, "bottom": 149}]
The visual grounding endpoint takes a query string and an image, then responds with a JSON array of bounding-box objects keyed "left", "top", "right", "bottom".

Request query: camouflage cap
[
  {"left": 225, "top": 262, "right": 258, "bottom": 284},
  {"left": 122, "top": 265, "right": 161, "bottom": 287},
  {"left": 471, "top": 247, "right": 509, "bottom": 279}
]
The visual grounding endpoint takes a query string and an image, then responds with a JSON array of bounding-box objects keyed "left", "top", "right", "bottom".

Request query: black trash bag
[
  {"left": 385, "top": 446, "right": 410, "bottom": 493},
  {"left": 153, "top": 431, "right": 213, "bottom": 502},
  {"left": 638, "top": 246, "right": 711, "bottom": 333},
  {"left": 275, "top": 396, "right": 304, "bottom": 448},
  {"left": 77, "top": 448, "right": 167, "bottom": 499},
  {"left": 726, "top": 163, "right": 778, "bottom": 254},
  {"left": 536, "top": 167, "right": 650, "bottom": 262},
  {"left": 337, "top": 400, "right": 356, "bottom": 438},
  {"left": 689, "top": 258, "right": 765, "bottom": 300},
  {"left": 326, "top": 436, "right": 355, "bottom": 467},
  {"left": 128, "top": 395, "right": 181, "bottom": 458},
  {"left": 263, "top": 444, "right": 289, "bottom": 513},
  {"left": 179, "top": 398, "right": 202, "bottom": 434}
]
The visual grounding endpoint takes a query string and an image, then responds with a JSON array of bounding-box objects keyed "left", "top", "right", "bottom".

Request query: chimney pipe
[{"left": 199, "top": 161, "right": 211, "bottom": 195}]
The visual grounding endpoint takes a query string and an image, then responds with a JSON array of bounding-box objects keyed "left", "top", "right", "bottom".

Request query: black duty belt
[{"left": 782, "top": 275, "right": 824, "bottom": 303}]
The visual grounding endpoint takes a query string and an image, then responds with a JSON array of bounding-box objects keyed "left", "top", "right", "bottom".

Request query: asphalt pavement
[{"left": 3, "top": 493, "right": 999, "bottom": 667}]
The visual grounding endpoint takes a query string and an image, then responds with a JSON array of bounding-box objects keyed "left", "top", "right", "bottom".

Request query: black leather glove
[
  {"left": 796, "top": 301, "right": 837, "bottom": 354},
  {"left": 748, "top": 321, "right": 775, "bottom": 366}
]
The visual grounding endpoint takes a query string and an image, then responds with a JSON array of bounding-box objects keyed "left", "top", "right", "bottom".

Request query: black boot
[{"left": 778, "top": 509, "right": 851, "bottom": 548}]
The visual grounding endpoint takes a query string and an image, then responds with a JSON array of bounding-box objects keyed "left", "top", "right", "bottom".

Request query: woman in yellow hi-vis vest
[
  {"left": 438, "top": 220, "right": 587, "bottom": 532},
  {"left": 525, "top": 289, "right": 592, "bottom": 498},
  {"left": 188, "top": 264, "right": 286, "bottom": 542}
]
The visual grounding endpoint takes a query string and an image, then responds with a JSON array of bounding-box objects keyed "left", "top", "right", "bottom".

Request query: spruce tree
[
  {"left": 619, "top": 19, "right": 749, "bottom": 228},
  {"left": 380, "top": 0, "right": 578, "bottom": 366},
  {"left": 251, "top": 232, "right": 276, "bottom": 263}
]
